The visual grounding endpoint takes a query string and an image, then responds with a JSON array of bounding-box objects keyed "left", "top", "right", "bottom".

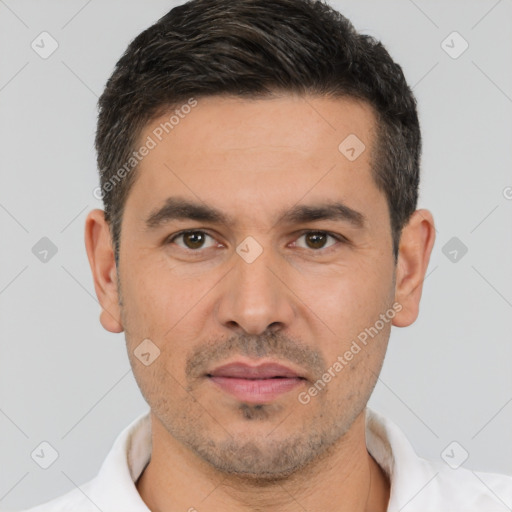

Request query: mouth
[{"left": 206, "top": 361, "right": 307, "bottom": 404}]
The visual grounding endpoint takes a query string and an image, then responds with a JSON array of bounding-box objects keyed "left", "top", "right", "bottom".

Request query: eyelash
[{"left": 166, "top": 229, "right": 349, "bottom": 253}]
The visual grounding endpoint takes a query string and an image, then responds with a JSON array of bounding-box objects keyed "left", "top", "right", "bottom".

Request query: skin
[{"left": 85, "top": 94, "right": 435, "bottom": 512}]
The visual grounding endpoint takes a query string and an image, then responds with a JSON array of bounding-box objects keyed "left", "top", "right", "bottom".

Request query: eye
[
  {"left": 168, "top": 230, "right": 218, "bottom": 250},
  {"left": 293, "top": 231, "right": 342, "bottom": 250}
]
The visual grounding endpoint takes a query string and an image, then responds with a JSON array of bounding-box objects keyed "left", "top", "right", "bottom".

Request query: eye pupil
[
  {"left": 306, "top": 232, "right": 327, "bottom": 249},
  {"left": 184, "top": 232, "right": 205, "bottom": 249}
]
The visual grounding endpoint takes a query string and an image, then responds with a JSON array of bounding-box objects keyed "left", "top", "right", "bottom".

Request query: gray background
[{"left": 1, "top": 0, "right": 511, "bottom": 510}]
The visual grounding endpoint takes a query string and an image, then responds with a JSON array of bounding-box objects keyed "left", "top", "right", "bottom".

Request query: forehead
[
  {"left": 125, "top": 94, "right": 383, "bottom": 227},
  {"left": 144, "top": 94, "right": 376, "bottom": 162}
]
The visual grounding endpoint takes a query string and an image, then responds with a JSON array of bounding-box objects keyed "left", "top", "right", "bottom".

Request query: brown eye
[
  {"left": 170, "top": 231, "right": 216, "bottom": 250},
  {"left": 305, "top": 232, "right": 328, "bottom": 249},
  {"left": 183, "top": 232, "right": 206, "bottom": 249},
  {"left": 294, "top": 231, "right": 340, "bottom": 250}
]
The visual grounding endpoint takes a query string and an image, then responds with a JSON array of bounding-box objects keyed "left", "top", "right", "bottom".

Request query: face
[{"left": 113, "top": 95, "right": 399, "bottom": 478}]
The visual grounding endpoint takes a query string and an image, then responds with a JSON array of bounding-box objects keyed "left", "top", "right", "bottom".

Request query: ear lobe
[
  {"left": 84, "top": 209, "right": 124, "bottom": 333},
  {"left": 392, "top": 209, "right": 436, "bottom": 328}
]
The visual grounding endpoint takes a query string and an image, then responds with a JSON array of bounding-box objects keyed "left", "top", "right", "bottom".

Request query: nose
[{"left": 215, "top": 246, "right": 296, "bottom": 335}]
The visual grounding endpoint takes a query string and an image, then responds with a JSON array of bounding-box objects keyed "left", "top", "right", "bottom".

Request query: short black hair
[{"left": 95, "top": 0, "right": 421, "bottom": 265}]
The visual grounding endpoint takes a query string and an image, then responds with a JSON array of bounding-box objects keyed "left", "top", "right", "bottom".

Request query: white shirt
[{"left": 21, "top": 408, "right": 512, "bottom": 512}]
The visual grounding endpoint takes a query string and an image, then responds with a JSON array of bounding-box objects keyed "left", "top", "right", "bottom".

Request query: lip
[{"left": 207, "top": 361, "right": 306, "bottom": 403}]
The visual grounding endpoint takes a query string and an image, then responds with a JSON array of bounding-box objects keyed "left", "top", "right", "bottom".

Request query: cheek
[
  {"left": 128, "top": 348, "right": 194, "bottom": 422},
  {"left": 120, "top": 255, "right": 182, "bottom": 326},
  {"left": 301, "top": 261, "right": 393, "bottom": 341},
  {"left": 119, "top": 260, "right": 212, "bottom": 376}
]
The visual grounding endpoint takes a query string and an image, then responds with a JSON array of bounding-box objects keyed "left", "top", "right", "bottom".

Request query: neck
[{"left": 136, "top": 409, "right": 390, "bottom": 512}]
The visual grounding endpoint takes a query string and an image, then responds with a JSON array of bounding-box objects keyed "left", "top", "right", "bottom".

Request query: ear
[
  {"left": 84, "top": 209, "right": 124, "bottom": 333},
  {"left": 392, "top": 209, "right": 436, "bottom": 328}
]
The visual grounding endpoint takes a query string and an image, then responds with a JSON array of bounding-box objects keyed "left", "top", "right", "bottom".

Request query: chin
[{"left": 189, "top": 431, "right": 329, "bottom": 483}]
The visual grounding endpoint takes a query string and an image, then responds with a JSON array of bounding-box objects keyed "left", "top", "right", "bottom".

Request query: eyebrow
[
  {"left": 145, "top": 197, "right": 232, "bottom": 229},
  {"left": 144, "top": 196, "right": 366, "bottom": 230},
  {"left": 277, "top": 202, "right": 365, "bottom": 228}
]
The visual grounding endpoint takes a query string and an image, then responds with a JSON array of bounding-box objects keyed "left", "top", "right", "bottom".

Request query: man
[{"left": 22, "top": 0, "right": 512, "bottom": 510}]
